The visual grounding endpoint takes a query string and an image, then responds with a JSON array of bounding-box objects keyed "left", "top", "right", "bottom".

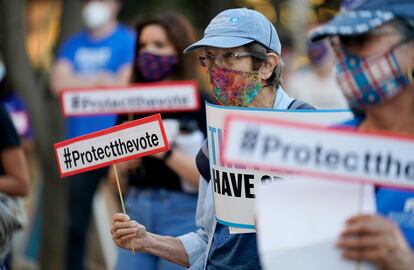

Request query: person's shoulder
[
  {"left": 287, "top": 99, "right": 316, "bottom": 110},
  {"left": 63, "top": 30, "right": 88, "bottom": 44},
  {"left": 114, "top": 24, "right": 135, "bottom": 40},
  {"left": 199, "top": 91, "right": 215, "bottom": 104},
  {"left": 59, "top": 30, "right": 89, "bottom": 51}
]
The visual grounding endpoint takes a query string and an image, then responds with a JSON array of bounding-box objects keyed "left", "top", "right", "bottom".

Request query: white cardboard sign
[
  {"left": 256, "top": 177, "right": 376, "bottom": 270},
  {"left": 205, "top": 103, "right": 353, "bottom": 231},
  {"left": 222, "top": 115, "right": 414, "bottom": 190},
  {"left": 54, "top": 114, "right": 168, "bottom": 177},
  {"left": 61, "top": 81, "right": 200, "bottom": 116}
]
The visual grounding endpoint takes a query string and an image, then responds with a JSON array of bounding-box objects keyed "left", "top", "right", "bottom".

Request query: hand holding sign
[
  {"left": 337, "top": 214, "right": 414, "bottom": 270},
  {"left": 111, "top": 213, "right": 149, "bottom": 252},
  {"left": 55, "top": 114, "right": 169, "bottom": 255}
]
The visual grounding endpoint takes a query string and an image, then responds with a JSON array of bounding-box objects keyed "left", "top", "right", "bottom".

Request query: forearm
[
  {"left": 0, "top": 176, "right": 29, "bottom": 196},
  {"left": 141, "top": 233, "right": 189, "bottom": 267},
  {"left": 51, "top": 74, "right": 104, "bottom": 94},
  {"left": 165, "top": 149, "right": 199, "bottom": 187},
  {"left": 0, "top": 148, "right": 30, "bottom": 196},
  {"left": 50, "top": 60, "right": 132, "bottom": 95},
  {"left": 112, "top": 213, "right": 192, "bottom": 267}
]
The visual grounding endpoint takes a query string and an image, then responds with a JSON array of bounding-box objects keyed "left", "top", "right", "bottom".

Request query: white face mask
[{"left": 82, "top": 1, "right": 112, "bottom": 30}]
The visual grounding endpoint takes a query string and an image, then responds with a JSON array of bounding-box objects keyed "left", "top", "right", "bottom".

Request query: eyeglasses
[{"left": 198, "top": 51, "right": 254, "bottom": 67}]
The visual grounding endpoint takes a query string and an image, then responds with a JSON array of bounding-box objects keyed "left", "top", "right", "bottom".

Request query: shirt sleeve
[
  {"left": 178, "top": 176, "right": 214, "bottom": 268},
  {"left": 56, "top": 35, "right": 77, "bottom": 62},
  {"left": 118, "top": 28, "right": 136, "bottom": 67}
]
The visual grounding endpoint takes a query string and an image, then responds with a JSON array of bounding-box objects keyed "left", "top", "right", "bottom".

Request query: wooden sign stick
[{"left": 113, "top": 163, "right": 135, "bottom": 255}]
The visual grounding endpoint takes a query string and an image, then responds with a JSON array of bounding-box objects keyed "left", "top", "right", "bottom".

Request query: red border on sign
[
  {"left": 60, "top": 80, "right": 201, "bottom": 116},
  {"left": 221, "top": 114, "right": 414, "bottom": 191},
  {"left": 54, "top": 114, "right": 169, "bottom": 178}
]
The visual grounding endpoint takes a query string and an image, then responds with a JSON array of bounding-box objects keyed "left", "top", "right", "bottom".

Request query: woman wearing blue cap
[
  {"left": 111, "top": 8, "right": 312, "bottom": 270},
  {"left": 310, "top": 0, "right": 414, "bottom": 269}
]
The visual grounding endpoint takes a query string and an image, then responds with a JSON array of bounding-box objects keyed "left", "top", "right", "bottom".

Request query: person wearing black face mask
[{"left": 108, "top": 12, "right": 213, "bottom": 270}]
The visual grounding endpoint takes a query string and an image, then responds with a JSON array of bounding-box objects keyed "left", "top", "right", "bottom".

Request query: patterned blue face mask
[{"left": 331, "top": 40, "right": 411, "bottom": 110}]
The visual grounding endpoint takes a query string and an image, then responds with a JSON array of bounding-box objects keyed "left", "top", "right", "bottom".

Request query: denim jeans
[{"left": 115, "top": 188, "right": 198, "bottom": 270}]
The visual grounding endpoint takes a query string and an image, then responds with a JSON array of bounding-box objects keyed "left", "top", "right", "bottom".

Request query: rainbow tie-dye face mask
[{"left": 208, "top": 65, "right": 262, "bottom": 107}]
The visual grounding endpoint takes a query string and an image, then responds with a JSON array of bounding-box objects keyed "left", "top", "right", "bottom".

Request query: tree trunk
[
  {"left": 56, "top": 0, "right": 82, "bottom": 48},
  {"left": 0, "top": 0, "right": 76, "bottom": 269}
]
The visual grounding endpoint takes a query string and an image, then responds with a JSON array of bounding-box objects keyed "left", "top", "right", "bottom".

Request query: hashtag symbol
[
  {"left": 240, "top": 128, "right": 259, "bottom": 153},
  {"left": 63, "top": 148, "right": 72, "bottom": 169},
  {"left": 72, "top": 96, "right": 80, "bottom": 110}
]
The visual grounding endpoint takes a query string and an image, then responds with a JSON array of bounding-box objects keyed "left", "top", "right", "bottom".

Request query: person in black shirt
[
  {"left": 0, "top": 104, "right": 29, "bottom": 268},
  {"left": 0, "top": 104, "right": 29, "bottom": 197}
]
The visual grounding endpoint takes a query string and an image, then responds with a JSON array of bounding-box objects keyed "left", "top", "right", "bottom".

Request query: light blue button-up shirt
[{"left": 178, "top": 88, "right": 294, "bottom": 269}]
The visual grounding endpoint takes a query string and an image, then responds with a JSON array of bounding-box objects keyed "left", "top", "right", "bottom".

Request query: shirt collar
[{"left": 273, "top": 86, "right": 294, "bottom": 109}]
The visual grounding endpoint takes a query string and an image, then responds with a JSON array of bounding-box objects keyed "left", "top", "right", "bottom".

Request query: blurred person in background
[
  {"left": 310, "top": 0, "right": 414, "bottom": 269},
  {"left": 0, "top": 103, "right": 30, "bottom": 270},
  {"left": 108, "top": 11, "right": 213, "bottom": 270},
  {"left": 0, "top": 56, "right": 34, "bottom": 270},
  {"left": 49, "top": 0, "right": 135, "bottom": 269},
  {"left": 287, "top": 39, "right": 349, "bottom": 109},
  {"left": 0, "top": 60, "right": 34, "bottom": 152},
  {"left": 111, "top": 8, "right": 313, "bottom": 270}
]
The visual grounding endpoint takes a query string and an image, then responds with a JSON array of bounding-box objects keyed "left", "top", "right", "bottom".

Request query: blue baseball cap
[
  {"left": 309, "top": 0, "right": 414, "bottom": 42},
  {"left": 184, "top": 8, "right": 281, "bottom": 54}
]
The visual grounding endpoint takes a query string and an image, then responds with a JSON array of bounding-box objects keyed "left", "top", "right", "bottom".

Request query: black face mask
[{"left": 136, "top": 52, "right": 178, "bottom": 82}]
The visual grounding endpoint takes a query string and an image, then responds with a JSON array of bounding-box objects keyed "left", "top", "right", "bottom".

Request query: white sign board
[
  {"left": 206, "top": 103, "right": 353, "bottom": 231},
  {"left": 256, "top": 177, "right": 376, "bottom": 270},
  {"left": 55, "top": 114, "right": 168, "bottom": 177},
  {"left": 61, "top": 81, "right": 200, "bottom": 116},
  {"left": 222, "top": 116, "right": 414, "bottom": 190}
]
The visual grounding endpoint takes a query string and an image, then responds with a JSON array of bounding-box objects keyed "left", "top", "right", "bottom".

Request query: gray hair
[{"left": 244, "top": 41, "right": 284, "bottom": 89}]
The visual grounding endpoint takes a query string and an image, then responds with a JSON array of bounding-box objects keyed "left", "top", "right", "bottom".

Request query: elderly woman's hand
[
  {"left": 111, "top": 213, "right": 149, "bottom": 251},
  {"left": 336, "top": 214, "right": 414, "bottom": 270}
]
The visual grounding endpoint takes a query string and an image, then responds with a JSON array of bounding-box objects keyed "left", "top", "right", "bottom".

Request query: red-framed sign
[
  {"left": 60, "top": 81, "right": 200, "bottom": 116},
  {"left": 54, "top": 114, "right": 169, "bottom": 177}
]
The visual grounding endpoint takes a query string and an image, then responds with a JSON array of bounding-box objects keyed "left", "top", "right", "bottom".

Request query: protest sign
[
  {"left": 54, "top": 114, "right": 168, "bottom": 177},
  {"left": 222, "top": 116, "right": 414, "bottom": 190},
  {"left": 256, "top": 177, "right": 376, "bottom": 270},
  {"left": 205, "top": 103, "right": 352, "bottom": 231},
  {"left": 61, "top": 81, "right": 199, "bottom": 116}
]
